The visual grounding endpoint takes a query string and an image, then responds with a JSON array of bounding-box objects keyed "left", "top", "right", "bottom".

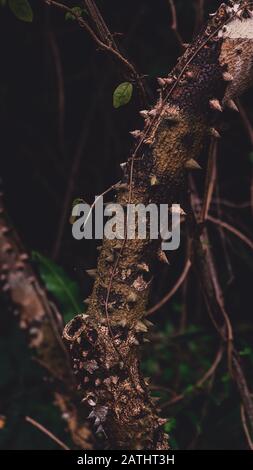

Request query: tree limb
[{"left": 58, "top": 0, "right": 253, "bottom": 449}]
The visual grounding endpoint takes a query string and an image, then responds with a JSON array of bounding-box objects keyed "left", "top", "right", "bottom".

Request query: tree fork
[{"left": 63, "top": 1, "right": 253, "bottom": 449}]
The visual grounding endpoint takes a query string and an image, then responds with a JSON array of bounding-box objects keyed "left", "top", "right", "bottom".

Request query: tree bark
[
  {"left": 63, "top": 1, "right": 253, "bottom": 449},
  {"left": 0, "top": 194, "right": 93, "bottom": 449}
]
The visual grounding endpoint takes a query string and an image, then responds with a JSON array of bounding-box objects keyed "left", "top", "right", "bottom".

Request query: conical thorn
[
  {"left": 210, "top": 128, "right": 221, "bottom": 139},
  {"left": 209, "top": 99, "right": 223, "bottom": 112},
  {"left": 185, "top": 159, "right": 202, "bottom": 170},
  {"left": 227, "top": 99, "right": 239, "bottom": 112},
  {"left": 223, "top": 71, "right": 234, "bottom": 82}
]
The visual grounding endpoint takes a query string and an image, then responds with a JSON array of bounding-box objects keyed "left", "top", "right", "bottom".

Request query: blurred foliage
[
  {"left": 32, "top": 251, "right": 85, "bottom": 323},
  {"left": 65, "top": 6, "right": 87, "bottom": 21},
  {"left": 8, "top": 0, "right": 33, "bottom": 22},
  {"left": 0, "top": 303, "right": 72, "bottom": 449},
  {"left": 142, "top": 316, "right": 253, "bottom": 449}
]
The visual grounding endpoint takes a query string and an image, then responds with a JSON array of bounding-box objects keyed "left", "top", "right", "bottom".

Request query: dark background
[{"left": 0, "top": 0, "right": 253, "bottom": 449}]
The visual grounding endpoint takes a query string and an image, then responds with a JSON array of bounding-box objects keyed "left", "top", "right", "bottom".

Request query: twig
[
  {"left": 47, "top": 31, "right": 65, "bottom": 157},
  {"left": 26, "top": 416, "right": 70, "bottom": 450},
  {"left": 196, "top": 346, "right": 223, "bottom": 388},
  {"left": 42, "top": 0, "right": 148, "bottom": 105},
  {"left": 146, "top": 259, "right": 191, "bottom": 316},
  {"left": 193, "top": 0, "right": 205, "bottom": 35},
  {"left": 211, "top": 199, "right": 251, "bottom": 210},
  {"left": 167, "top": 0, "right": 185, "bottom": 50},
  {"left": 236, "top": 98, "right": 253, "bottom": 216},
  {"left": 83, "top": 0, "right": 118, "bottom": 50},
  {"left": 162, "top": 346, "right": 223, "bottom": 408},
  {"left": 201, "top": 138, "right": 217, "bottom": 223},
  {"left": 190, "top": 192, "right": 253, "bottom": 433},
  {"left": 207, "top": 215, "right": 253, "bottom": 251},
  {"left": 237, "top": 99, "right": 253, "bottom": 146},
  {"left": 240, "top": 405, "right": 253, "bottom": 450}
]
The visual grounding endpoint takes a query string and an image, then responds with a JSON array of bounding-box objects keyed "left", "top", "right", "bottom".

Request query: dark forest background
[{"left": 0, "top": 0, "right": 253, "bottom": 449}]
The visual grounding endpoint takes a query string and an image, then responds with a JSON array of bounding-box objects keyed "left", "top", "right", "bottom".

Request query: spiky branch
[{"left": 59, "top": 0, "right": 253, "bottom": 449}]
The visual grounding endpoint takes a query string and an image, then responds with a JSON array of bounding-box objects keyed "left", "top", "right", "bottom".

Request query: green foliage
[
  {"left": 32, "top": 252, "right": 84, "bottom": 323},
  {"left": 164, "top": 418, "right": 177, "bottom": 433},
  {"left": 113, "top": 82, "right": 133, "bottom": 109},
  {"left": 0, "top": 311, "right": 71, "bottom": 450},
  {"left": 141, "top": 318, "right": 252, "bottom": 449},
  {"left": 65, "top": 6, "right": 86, "bottom": 21},
  {"left": 239, "top": 346, "right": 252, "bottom": 357},
  {"left": 8, "top": 0, "right": 33, "bottom": 22}
]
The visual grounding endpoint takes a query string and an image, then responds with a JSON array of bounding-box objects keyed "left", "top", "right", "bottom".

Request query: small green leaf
[
  {"left": 113, "top": 82, "right": 133, "bottom": 109},
  {"left": 164, "top": 418, "right": 176, "bottom": 433},
  {"left": 9, "top": 0, "right": 33, "bottom": 22},
  {"left": 65, "top": 6, "right": 86, "bottom": 21},
  {"left": 184, "top": 384, "right": 194, "bottom": 394},
  {"left": 32, "top": 252, "right": 84, "bottom": 323},
  {"left": 239, "top": 346, "right": 252, "bottom": 357}
]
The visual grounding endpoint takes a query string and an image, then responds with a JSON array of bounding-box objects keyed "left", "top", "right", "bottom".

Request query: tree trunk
[{"left": 63, "top": 1, "right": 253, "bottom": 449}]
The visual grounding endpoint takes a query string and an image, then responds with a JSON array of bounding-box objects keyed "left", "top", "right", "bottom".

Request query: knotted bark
[{"left": 63, "top": 1, "right": 253, "bottom": 449}]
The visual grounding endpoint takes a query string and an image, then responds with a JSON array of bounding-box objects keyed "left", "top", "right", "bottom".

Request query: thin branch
[
  {"left": 43, "top": 0, "right": 148, "bottom": 105},
  {"left": 167, "top": 0, "right": 185, "bottom": 50},
  {"left": 162, "top": 346, "right": 224, "bottom": 408},
  {"left": 26, "top": 416, "right": 70, "bottom": 450},
  {"left": 236, "top": 98, "right": 253, "bottom": 216},
  {"left": 83, "top": 0, "right": 118, "bottom": 50},
  {"left": 146, "top": 259, "right": 191, "bottom": 316},
  {"left": 207, "top": 215, "right": 253, "bottom": 251},
  {"left": 240, "top": 405, "right": 253, "bottom": 450},
  {"left": 196, "top": 346, "right": 223, "bottom": 388},
  {"left": 237, "top": 99, "right": 253, "bottom": 146},
  {"left": 201, "top": 138, "right": 217, "bottom": 223},
  {"left": 193, "top": 0, "right": 205, "bottom": 34}
]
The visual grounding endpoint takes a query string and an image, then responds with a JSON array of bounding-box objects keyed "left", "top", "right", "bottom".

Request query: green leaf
[
  {"left": 65, "top": 6, "right": 86, "bottom": 21},
  {"left": 164, "top": 418, "right": 176, "bottom": 433},
  {"left": 239, "top": 346, "right": 252, "bottom": 357},
  {"left": 9, "top": 0, "right": 33, "bottom": 22},
  {"left": 32, "top": 251, "right": 84, "bottom": 323},
  {"left": 113, "top": 82, "right": 133, "bottom": 109},
  {"left": 249, "top": 151, "right": 253, "bottom": 164}
]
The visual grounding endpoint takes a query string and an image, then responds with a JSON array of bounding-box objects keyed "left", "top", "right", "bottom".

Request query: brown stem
[{"left": 42, "top": 0, "right": 148, "bottom": 106}]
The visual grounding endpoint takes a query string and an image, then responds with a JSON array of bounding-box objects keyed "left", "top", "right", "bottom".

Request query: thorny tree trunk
[
  {"left": 63, "top": 1, "right": 253, "bottom": 449},
  {"left": 0, "top": 195, "right": 93, "bottom": 449}
]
